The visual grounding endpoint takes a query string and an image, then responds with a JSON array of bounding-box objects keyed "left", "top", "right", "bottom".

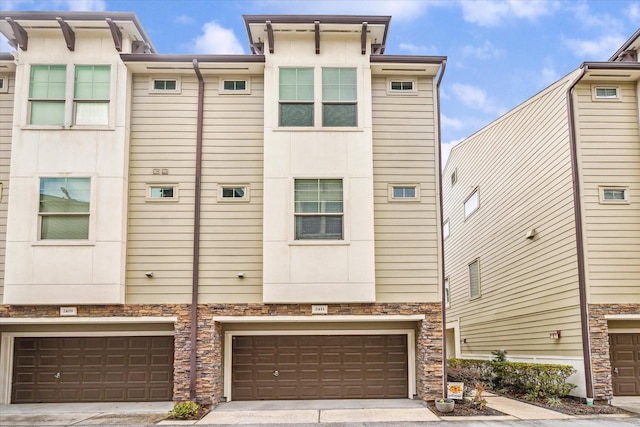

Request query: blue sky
[{"left": 2, "top": 0, "right": 638, "bottom": 163}]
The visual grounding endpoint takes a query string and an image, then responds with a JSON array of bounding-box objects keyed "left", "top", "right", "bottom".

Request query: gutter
[
  {"left": 565, "top": 65, "right": 593, "bottom": 400},
  {"left": 435, "top": 58, "right": 448, "bottom": 398},
  {"left": 190, "top": 59, "right": 205, "bottom": 401}
]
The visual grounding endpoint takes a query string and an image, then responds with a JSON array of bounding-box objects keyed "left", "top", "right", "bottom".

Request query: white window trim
[
  {"left": 0, "top": 75, "right": 8, "bottom": 93},
  {"left": 468, "top": 258, "right": 481, "bottom": 300},
  {"left": 33, "top": 175, "right": 96, "bottom": 246},
  {"left": 218, "top": 184, "right": 250, "bottom": 202},
  {"left": 388, "top": 183, "right": 420, "bottom": 202},
  {"left": 443, "top": 219, "right": 450, "bottom": 240},
  {"left": 25, "top": 63, "right": 115, "bottom": 130},
  {"left": 592, "top": 85, "right": 621, "bottom": 101},
  {"left": 451, "top": 169, "right": 457, "bottom": 186},
  {"left": 219, "top": 77, "right": 251, "bottom": 94},
  {"left": 445, "top": 276, "right": 451, "bottom": 308},
  {"left": 464, "top": 188, "right": 479, "bottom": 219},
  {"left": 145, "top": 184, "right": 179, "bottom": 202},
  {"left": 599, "top": 185, "right": 630, "bottom": 204},
  {"left": 148, "top": 76, "right": 181, "bottom": 94},
  {"left": 386, "top": 77, "right": 418, "bottom": 95}
]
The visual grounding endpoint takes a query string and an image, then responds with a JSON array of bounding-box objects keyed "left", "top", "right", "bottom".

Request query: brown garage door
[
  {"left": 232, "top": 334, "right": 408, "bottom": 400},
  {"left": 12, "top": 336, "right": 174, "bottom": 403},
  {"left": 610, "top": 333, "right": 640, "bottom": 396}
]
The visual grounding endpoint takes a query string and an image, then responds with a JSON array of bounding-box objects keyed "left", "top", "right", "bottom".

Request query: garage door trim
[
  {"left": 224, "top": 329, "right": 416, "bottom": 401},
  {"left": 0, "top": 330, "right": 174, "bottom": 404}
]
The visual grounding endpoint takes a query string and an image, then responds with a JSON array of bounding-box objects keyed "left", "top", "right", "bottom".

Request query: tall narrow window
[
  {"left": 322, "top": 67, "right": 357, "bottom": 127},
  {"left": 74, "top": 65, "right": 110, "bottom": 125},
  {"left": 294, "top": 179, "right": 343, "bottom": 240},
  {"left": 39, "top": 177, "right": 90, "bottom": 240},
  {"left": 279, "top": 68, "right": 314, "bottom": 126},
  {"left": 469, "top": 259, "right": 480, "bottom": 299},
  {"left": 445, "top": 277, "right": 451, "bottom": 307},
  {"left": 443, "top": 219, "right": 450, "bottom": 239},
  {"left": 29, "top": 65, "right": 66, "bottom": 125},
  {"left": 464, "top": 189, "right": 479, "bottom": 218}
]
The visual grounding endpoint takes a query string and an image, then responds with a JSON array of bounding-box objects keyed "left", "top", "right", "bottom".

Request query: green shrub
[{"left": 168, "top": 401, "right": 202, "bottom": 420}]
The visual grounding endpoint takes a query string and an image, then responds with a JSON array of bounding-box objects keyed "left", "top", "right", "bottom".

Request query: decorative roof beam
[
  {"left": 106, "top": 18, "right": 122, "bottom": 52},
  {"left": 56, "top": 17, "right": 75, "bottom": 51},
  {"left": 315, "top": 20, "right": 320, "bottom": 54},
  {"left": 5, "top": 17, "right": 27, "bottom": 50},
  {"left": 266, "top": 20, "right": 274, "bottom": 54},
  {"left": 361, "top": 22, "right": 367, "bottom": 55}
]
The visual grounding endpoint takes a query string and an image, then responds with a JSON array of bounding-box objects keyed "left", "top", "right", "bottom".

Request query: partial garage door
[
  {"left": 610, "top": 333, "right": 640, "bottom": 396},
  {"left": 12, "top": 336, "right": 174, "bottom": 403},
  {"left": 232, "top": 334, "right": 408, "bottom": 400}
]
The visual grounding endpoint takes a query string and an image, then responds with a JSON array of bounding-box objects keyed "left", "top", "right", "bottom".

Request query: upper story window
[
  {"left": 451, "top": 169, "right": 458, "bottom": 186},
  {"left": 387, "top": 79, "right": 417, "bottom": 95},
  {"left": 322, "top": 68, "right": 357, "bottom": 127},
  {"left": 443, "top": 219, "right": 450, "bottom": 239},
  {"left": 29, "top": 65, "right": 67, "bottom": 125},
  {"left": 279, "top": 67, "right": 314, "bottom": 127},
  {"left": 146, "top": 184, "right": 178, "bottom": 201},
  {"left": 149, "top": 77, "right": 181, "bottom": 94},
  {"left": 39, "top": 177, "right": 90, "bottom": 240},
  {"left": 0, "top": 75, "right": 8, "bottom": 93},
  {"left": 389, "top": 184, "right": 419, "bottom": 201},
  {"left": 154, "top": 79, "right": 177, "bottom": 90},
  {"left": 600, "top": 186, "right": 629, "bottom": 204},
  {"left": 445, "top": 276, "right": 451, "bottom": 308},
  {"left": 294, "top": 179, "right": 343, "bottom": 240},
  {"left": 29, "top": 64, "right": 111, "bottom": 127},
  {"left": 464, "top": 188, "right": 479, "bottom": 218},
  {"left": 469, "top": 259, "right": 480, "bottom": 299},
  {"left": 219, "top": 185, "right": 250, "bottom": 202},
  {"left": 594, "top": 86, "right": 619, "bottom": 100}
]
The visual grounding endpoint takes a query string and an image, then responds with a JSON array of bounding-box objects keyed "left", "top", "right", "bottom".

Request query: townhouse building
[
  {"left": 443, "top": 30, "right": 640, "bottom": 400},
  {"left": 0, "top": 11, "right": 446, "bottom": 404}
]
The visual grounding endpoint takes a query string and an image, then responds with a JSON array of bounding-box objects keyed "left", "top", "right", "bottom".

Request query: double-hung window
[
  {"left": 39, "top": 177, "right": 90, "bottom": 240},
  {"left": 29, "top": 65, "right": 66, "bottom": 125},
  {"left": 74, "top": 65, "right": 110, "bottom": 125},
  {"left": 294, "top": 179, "right": 343, "bottom": 240},
  {"left": 469, "top": 259, "right": 480, "bottom": 299},
  {"left": 322, "top": 67, "right": 357, "bottom": 127},
  {"left": 279, "top": 68, "right": 314, "bottom": 126}
]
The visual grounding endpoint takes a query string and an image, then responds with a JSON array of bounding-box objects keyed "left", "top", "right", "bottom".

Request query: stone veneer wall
[
  {"left": 588, "top": 304, "right": 640, "bottom": 401},
  {"left": 0, "top": 302, "right": 443, "bottom": 404}
]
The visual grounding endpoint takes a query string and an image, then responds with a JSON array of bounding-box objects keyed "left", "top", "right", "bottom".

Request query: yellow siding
[
  {"left": 443, "top": 74, "right": 583, "bottom": 357},
  {"left": 575, "top": 82, "right": 640, "bottom": 304},
  {"left": 371, "top": 76, "right": 441, "bottom": 302},
  {"left": 0, "top": 74, "right": 14, "bottom": 300},
  {"left": 126, "top": 75, "right": 264, "bottom": 304}
]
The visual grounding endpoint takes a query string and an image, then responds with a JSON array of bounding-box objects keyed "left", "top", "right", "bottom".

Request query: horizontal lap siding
[
  {"left": 576, "top": 82, "right": 640, "bottom": 304},
  {"left": 0, "top": 75, "right": 14, "bottom": 301},
  {"left": 126, "top": 75, "right": 264, "bottom": 304},
  {"left": 372, "top": 76, "right": 441, "bottom": 302},
  {"left": 443, "top": 74, "right": 582, "bottom": 356}
]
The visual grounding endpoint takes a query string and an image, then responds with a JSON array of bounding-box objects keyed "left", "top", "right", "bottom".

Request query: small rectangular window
[
  {"left": 220, "top": 78, "right": 250, "bottom": 94},
  {"left": 224, "top": 80, "right": 246, "bottom": 91},
  {"left": 390, "top": 81, "right": 413, "bottom": 91},
  {"left": 443, "top": 219, "right": 450, "bottom": 239},
  {"left": 388, "top": 184, "right": 419, "bottom": 201},
  {"left": 469, "top": 259, "right": 480, "bottom": 299},
  {"left": 595, "top": 87, "right": 619, "bottom": 99},
  {"left": 146, "top": 185, "right": 178, "bottom": 201},
  {"left": 218, "top": 184, "right": 250, "bottom": 202},
  {"left": 451, "top": 169, "right": 457, "bottom": 186},
  {"left": 280, "top": 68, "right": 314, "bottom": 127},
  {"left": 600, "top": 186, "right": 629, "bottom": 204},
  {"left": 464, "top": 189, "right": 479, "bottom": 218},
  {"left": 149, "top": 77, "right": 181, "bottom": 94},
  {"left": 387, "top": 78, "right": 417, "bottom": 95},
  {"left": 154, "top": 80, "right": 177, "bottom": 90},
  {"left": 0, "top": 76, "right": 7, "bottom": 93},
  {"left": 295, "top": 179, "right": 343, "bottom": 240},
  {"left": 39, "top": 177, "right": 90, "bottom": 240}
]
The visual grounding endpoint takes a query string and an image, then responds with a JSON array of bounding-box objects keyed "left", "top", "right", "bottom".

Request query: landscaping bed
[
  {"left": 427, "top": 398, "right": 505, "bottom": 416},
  {"left": 506, "top": 394, "right": 631, "bottom": 416}
]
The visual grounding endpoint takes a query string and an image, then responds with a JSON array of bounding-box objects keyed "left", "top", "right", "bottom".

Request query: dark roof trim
[
  {"left": 120, "top": 54, "right": 265, "bottom": 63},
  {"left": 5, "top": 17, "right": 27, "bottom": 50},
  {"left": 0, "top": 52, "right": 14, "bottom": 61},
  {"left": 56, "top": 17, "right": 75, "bottom": 51},
  {"left": 371, "top": 55, "right": 447, "bottom": 64},
  {"left": 2, "top": 11, "right": 155, "bottom": 53},
  {"left": 581, "top": 61, "right": 640, "bottom": 70},
  {"left": 608, "top": 27, "right": 640, "bottom": 62}
]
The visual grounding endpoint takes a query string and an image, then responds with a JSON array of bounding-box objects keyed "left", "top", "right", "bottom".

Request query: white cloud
[
  {"left": 175, "top": 14, "right": 195, "bottom": 25},
  {"left": 629, "top": 3, "right": 640, "bottom": 22},
  {"left": 564, "top": 34, "right": 627, "bottom": 60},
  {"left": 441, "top": 114, "right": 465, "bottom": 131},
  {"left": 460, "top": 0, "right": 558, "bottom": 27},
  {"left": 568, "top": 2, "right": 623, "bottom": 30},
  {"left": 259, "top": 0, "right": 435, "bottom": 21},
  {"left": 539, "top": 64, "right": 559, "bottom": 86},
  {"left": 2, "top": 0, "right": 104, "bottom": 9},
  {"left": 398, "top": 43, "right": 439, "bottom": 55},
  {"left": 450, "top": 83, "right": 501, "bottom": 114},
  {"left": 192, "top": 21, "right": 244, "bottom": 55},
  {"left": 461, "top": 40, "right": 501, "bottom": 60}
]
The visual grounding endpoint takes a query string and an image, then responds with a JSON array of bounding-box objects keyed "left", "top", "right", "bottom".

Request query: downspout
[
  {"left": 436, "top": 58, "right": 448, "bottom": 398},
  {"left": 190, "top": 59, "right": 205, "bottom": 401},
  {"left": 566, "top": 64, "right": 594, "bottom": 400}
]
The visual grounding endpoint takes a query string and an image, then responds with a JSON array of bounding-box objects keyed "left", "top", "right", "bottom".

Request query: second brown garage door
[
  {"left": 232, "top": 334, "right": 408, "bottom": 400},
  {"left": 12, "top": 336, "right": 174, "bottom": 403}
]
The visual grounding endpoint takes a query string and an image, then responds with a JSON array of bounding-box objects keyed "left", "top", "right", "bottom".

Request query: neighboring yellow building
[
  {"left": 0, "top": 12, "right": 446, "bottom": 404},
  {"left": 443, "top": 30, "right": 640, "bottom": 401}
]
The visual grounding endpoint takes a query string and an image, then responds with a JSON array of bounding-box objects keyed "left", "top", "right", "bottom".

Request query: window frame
[
  {"left": 149, "top": 77, "right": 181, "bottom": 94},
  {"left": 0, "top": 75, "right": 8, "bottom": 93},
  {"left": 599, "top": 186, "right": 630, "bottom": 204},
  {"left": 592, "top": 85, "right": 621, "bottom": 101},
  {"left": 464, "top": 188, "right": 479, "bottom": 219},
  {"left": 37, "top": 176, "right": 92, "bottom": 242},
  {"left": 145, "top": 184, "right": 179, "bottom": 202},
  {"left": 451, "top": 169, "right": 457, "bottom": 186},
  {"left": 279, "top": 67, "right": 314, "bottom": 127},
  {"left": 443, "top": 219, "right": 450, "bottom": 240},
  {"left": 73, "top": 65, "right": 111, "bottom": 126},
  {"left": 220, "top": 77, "right": 251, "bottom": 94},
  {"left": 468, "top": 258, "right": 481, "bottom": 300},
  {"left": 445, "top": 276, "right": 451, "bottom": 308},
  {"left": 218, "top": 184, "right": 250, "bottom": 202},
  {"left": 28, "top": 64, "right": 67, "bottom": 126},
  {"left": 388, "top": 184, "right": 420, "bottom": 202},
  {"left": 294, "top": 178, "right": 344, "bottom": 241},
  {"left": 386, "top": 78, "right": 417, "bottom": 95},
  {"left": 322, "top": 67, "right": 357, "bottom": 127}
]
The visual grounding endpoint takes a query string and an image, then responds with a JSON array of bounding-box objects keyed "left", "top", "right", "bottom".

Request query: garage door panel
[
  {"left": 12, "top": 336, "right": 174, "bottom": 403},
  {"left": 232, "top": 334, "right": 408, "bottom": 400}
]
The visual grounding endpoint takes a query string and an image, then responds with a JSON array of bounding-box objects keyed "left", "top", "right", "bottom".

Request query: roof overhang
[
  {"left": 243, "top": 15, "right": 390, "bottom": 55},
  {"left": 370, "top": 55, "right": 447, "bottom": 76},
  {"left": 609, "top": 28, "right": 640, "bottom": 62},
  {"left": 579, "top": 61, "right": 640, "bottom": 82},
  {"left": 0, "top": 52, "right": 16, "bottom": 72},
  {"left": 120, "top": 54, "right": 265, "bottom": 74},
  {"left": 0, "top": 11, "right": 155, "bottom": 53}
]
